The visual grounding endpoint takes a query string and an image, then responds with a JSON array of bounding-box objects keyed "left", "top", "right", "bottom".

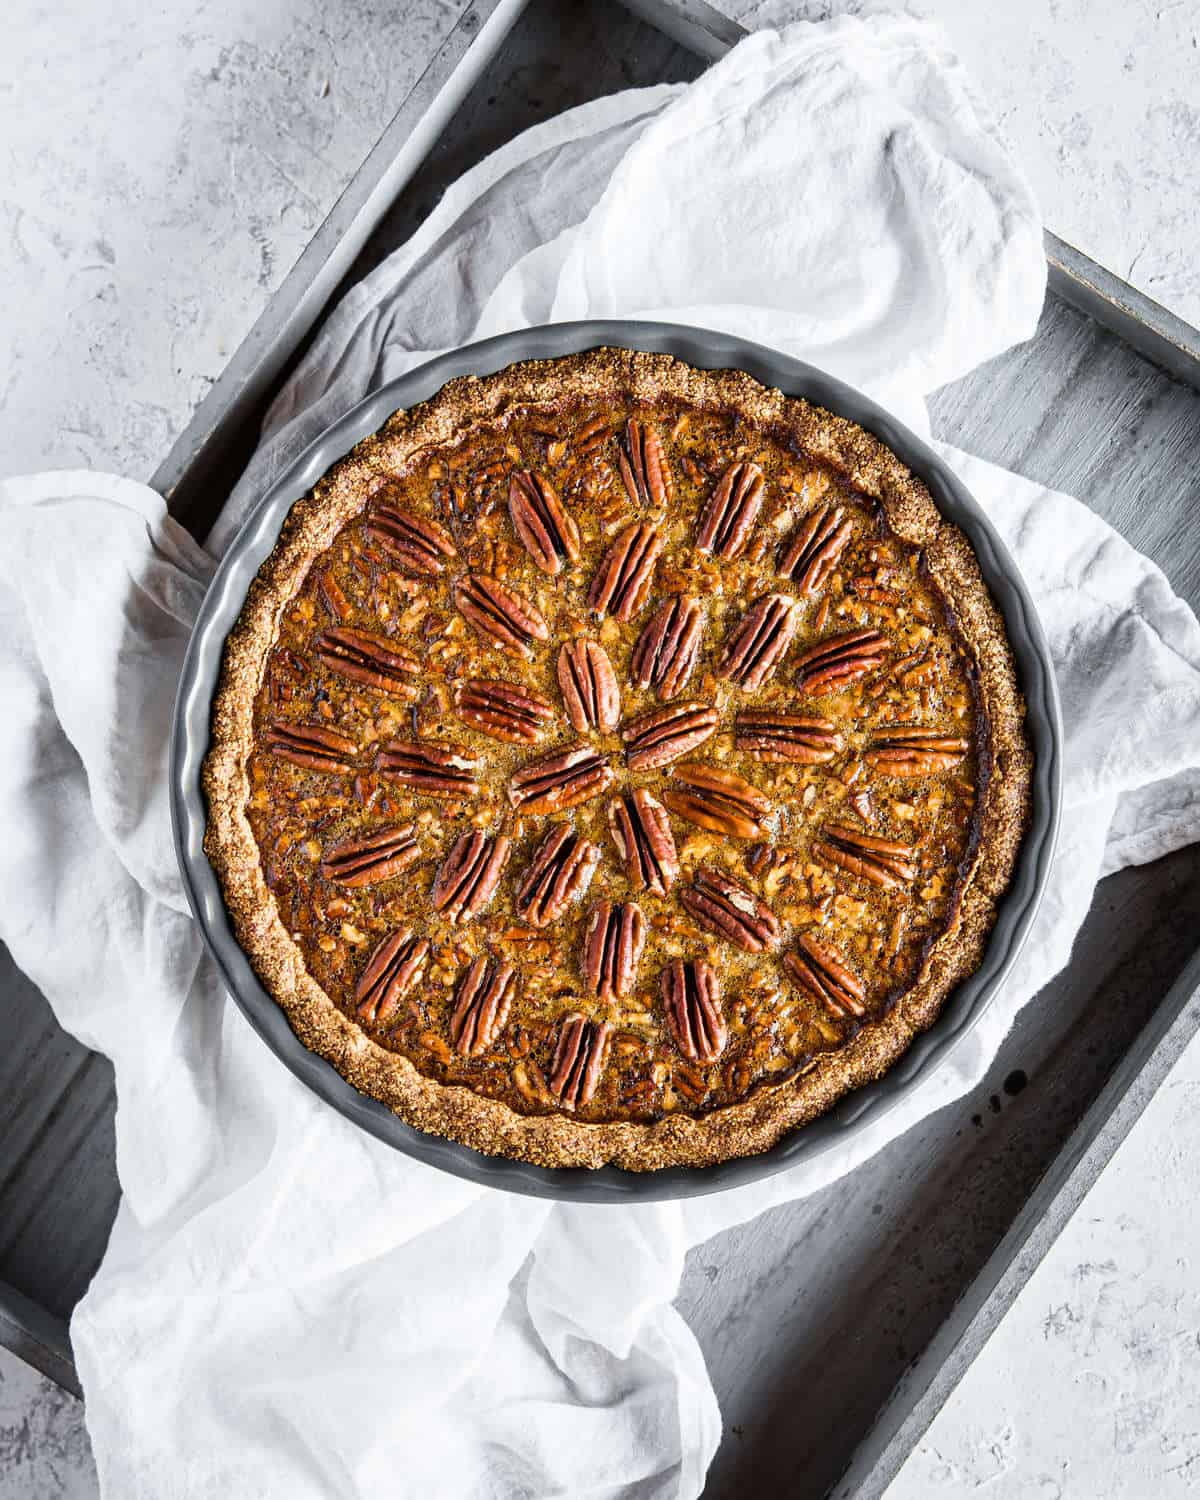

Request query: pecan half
[
  {"left": 588, "top": 521, "right": 662, "bottom": 622},
  {"left": 696, "top": 461, "right": 765, "bottom": 559},
  {"left": 508, "top": 745, "right": 614, "bottom": 814},
  {"left": 662, "top": 959, "right": 726, "bottom": 1064},
  {"left": 717, "top": 593, "right": 801, "bottom": 690},
  {"left": 431, "top": 829, "right": 512, "bottom": 922},
  {"left": 355, "top": 930, "right": 430, "bottom": 1024},
  {"left": 575, "top": 415, "right": 610, "bottom": 458},
  {"left": 508, "top": 469, "right": 580, "bottom": 575},
  {"left": 778, "top": 504, "right": 853, "bottom": 593},
  {"left": 623, "top": 701, "right": 719, "bottom": 772},
  {"left": 557, "top": 640, "right": 620, "bottom": 733},
  {"left": 608, "top": 789, "right": 679, "bottom": 894},
  {"left": 734, "top": 710, "right": 843, "bottom": 764},
  {"left": 582, "top": 900, "right": 646, "bottom": 1001},
  {"left": 865, "top": 727, "right": 970, "bottom": 776},
  {"left": 377, "top": 740, "right": 481, "bottom": 799},
  {"left": 813, "top": 823, "right": 916, "bottom": 889},
  {"left": 783, "top": 934, "right": 866, "bottom": 1018},
  {"left": 454, "top": 573, "right": 549, "bottom": 659},
  {"left": 515, "top": 825, "right": 601, "bottom": 926},
  {"left": 662, "top": 763, "right": 772, "bottom": 839},
  {"left": 630, "top": 595, "right": 705, "bottom": 700},
  {"left": 263, "top": 722, "right": 357, "bottom": 774},
  {"left": 366, "top": 503, "right": 457, "bottom": 576},
  {"left": 449, "top": 955, "right": 517, "bottom": 1057},
  {"left": 548, "top": 1014, "right": 611, "bottom": 1109},
  {"left": 793, "top": 629, "right": 889, "bottom": 694},
  {"left": 454, "top": 678, "right": 555, "bottom": 744},
  {"left": 314, "top": 627, "right": 419, "bottom": 698},
  {"left": 618, "top": 418, "right": 672, "bottom": 509},
  {"left": 320, "top": 824, "right": 419, "bottom": 887},
  {"left": 318, "top": 572, "right": 352, "bottom": 620},
  {"left": 680, "top": 866, "right": 780, "bottom": 953}
]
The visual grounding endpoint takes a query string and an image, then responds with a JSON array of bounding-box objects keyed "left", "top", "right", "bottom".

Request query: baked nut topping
[
  {"left": 582, "top": 899, "right": 646, "bottom": 1002},
  {"left": 203, "top": 349, "right": 1032, "bottom": 1171},
  {"left": 557, "top": 640, "right": 621, "bottom": 732}
]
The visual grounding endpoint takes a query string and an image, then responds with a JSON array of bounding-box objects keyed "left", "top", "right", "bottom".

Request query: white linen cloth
[{"left": 2, "top": 15, "right": 1199, "bottom": 1498}]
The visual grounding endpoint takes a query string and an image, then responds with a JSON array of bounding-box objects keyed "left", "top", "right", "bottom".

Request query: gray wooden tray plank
[
  {"left": 1047, "top": 232, "right": 1200, "bottom": 396},
  {"left": 0, "top": 954, "right": 117, "bottom": 1323},
  {"left": 931, "top": 300, "right": 1200, "bottom": 609}
]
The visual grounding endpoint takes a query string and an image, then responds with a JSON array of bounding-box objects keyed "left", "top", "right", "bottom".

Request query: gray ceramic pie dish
[{"left": 170, "top": 320, "right": 1062, "bottom": 1203}]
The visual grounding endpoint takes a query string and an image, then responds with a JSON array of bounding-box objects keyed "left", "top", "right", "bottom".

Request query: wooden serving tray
[{"left": 3, "top": 3, "right": 1199, "bottom": 1495}]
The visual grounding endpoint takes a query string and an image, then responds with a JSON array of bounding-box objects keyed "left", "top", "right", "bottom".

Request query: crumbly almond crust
[{"left": 202, "top": 349, "right": 1032, "bottom": 1171}]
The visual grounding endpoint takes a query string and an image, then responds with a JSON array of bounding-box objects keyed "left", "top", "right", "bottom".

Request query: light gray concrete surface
[
  {"left": 2, "top": 3, "right": 1198, "bottom": 1499},
  {"left": 0, "top": 1351, "right": 94, "bottom": 1499},
  {"left": 1, "top": 0, "right": 466, "bottom": 479}
]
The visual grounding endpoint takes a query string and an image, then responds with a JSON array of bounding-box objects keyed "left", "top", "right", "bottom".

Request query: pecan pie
[{"left": 203, "top": 349, "right": 1031, "bottom": 1171}]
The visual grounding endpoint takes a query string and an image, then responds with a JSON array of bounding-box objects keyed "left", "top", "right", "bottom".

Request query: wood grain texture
[{"left": 0, "top": 948, "right": 118, "bottom": 1321}]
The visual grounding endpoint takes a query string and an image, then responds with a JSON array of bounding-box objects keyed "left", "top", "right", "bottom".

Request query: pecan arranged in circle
[
  {"left": 508, "top": 745, "right": 615, "bottom": 814},
  {"left": 508, "top": 469, "right": 581, "bottom": 575},
  {"left": 623, "top": 701, "right": 719, "bottom": 772},
  {"left": 813, "top": 824, "right": 916, "bottom": 889},
  {"left": 366, "top": 503, "right": 457, "bottom": 576},
  {"left": 548, "top": 1014, "right": 612, "bottom": 1109},
  {"left": 320, "top": 824, "right": 419, "bottom": 887},
  {"left": 778, "top": 504, "right": 853, "bottom": 593},
  {"left": 662, "top": 959, "right": 726, "bottom": 1064},
  {"left": 454, "top": 573, "right": 549, "bottom": 659},
  {"left": 608, "top": 789, "right": 679, "bottom": 894},
  {"left": 557, "top": 640, "right": 620, "bottom": 733},
  {"left": 242, "top": 357, "right": 1008, "bottom": 1143},
  {"left": 376, "top": 740, "right": 481, "bottom": 799},
  {"left": 618, "top": 418, "right": 672, "bottom": 509},
  {"left": 514, "top": 825, "right": 601, "bottom": 926},
  {"left": 734, "top": 710, "right": 843, "bottom": 764},
  {"left": 681, "top": 866, "right": 780, "bottom": 953},
  {"left": 263, "top": 722, "right": 357, "bottom": 774},
  {"left": 631, "top": 595, "right": 705, "bottom": 701},
  {"left": 454, "top": 678, "right": 555, "bottom": 744},
  {"left": 663, "top": 762, "right": 772, "bottom": 840},
  {"left": 588, "top": 521, "right": 662, "bottom": 622},
  {"left": 431, "top": 829, "right": 512, "bottom": 923},
  {"left": 582, "top": 900, "right": 646, "bottom": 1002},
  {"left": 793, "top": 628, "right": 889, "bottom": 694},
  {"left": 696, "top": 461, "right": 765, "bottom": 559},
  {"left": 717, "top": 593, "right": 802, "bottom": 690},
  {"left": 355, "top": 930, "right": 430, "bottom": 1024},
  {"left": 314, "top": 627, "right": 419, "bottom": 699},
  {"left": 865, "top": 727, "right": 969, "bottom": 776},
  {"left": 784, "top": 934, "right": 866, "bottom": 1019},
  {"left": 450, "top": 955, "right": 518, "bottom": 1057}
]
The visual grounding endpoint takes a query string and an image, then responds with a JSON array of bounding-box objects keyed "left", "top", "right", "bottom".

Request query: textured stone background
[{"left": 2, "top": 1, "right": 1198, "bottom": 1497}]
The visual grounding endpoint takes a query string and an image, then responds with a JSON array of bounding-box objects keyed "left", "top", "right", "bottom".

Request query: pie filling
[{"left": 239, "top": 386, "right": 991, "bottom": 1127}]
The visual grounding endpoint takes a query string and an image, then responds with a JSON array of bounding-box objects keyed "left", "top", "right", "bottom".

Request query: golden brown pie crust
[{"left": 203, "top": 349, "right": 1032, "bottom": 1171}]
